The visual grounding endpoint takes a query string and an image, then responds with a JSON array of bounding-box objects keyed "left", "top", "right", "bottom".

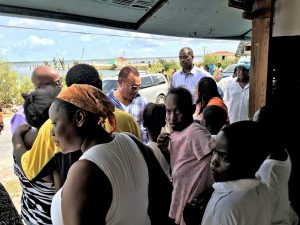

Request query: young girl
[
  {"left": 143, "top": 103, "right": 171, "bottom": 180},
  {"left": 12, "top": 86, "right": 61, "bottom": 225},
  {"left": 193, "top": 77, "right": 227, "bottom": 124}
]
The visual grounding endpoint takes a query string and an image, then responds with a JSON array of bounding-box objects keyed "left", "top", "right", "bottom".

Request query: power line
[{"left": 0, "top": 24, "right": 238, "bottom": 43}]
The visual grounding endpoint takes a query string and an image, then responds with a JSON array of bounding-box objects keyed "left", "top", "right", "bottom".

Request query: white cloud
[
  {"left": 96, "top": 39, "right": 111, "bottom": 46},
  {"left": 8, "top": 18, "right": 41, "bottom": 27},
  {"left": 1, "top": 47, "right": 10, "bottom": 55},
  {"left": 130, "top": 32, "right": 152, "bottom": 39},
  {"left": 0, "top": 33, "right": 4, "bottom": 39},
  {"left": 118, "top": 49, "right": 125, "bottom": 55},
  {"left": 29, "top": 35, "right": 54, "bottom": 45},
  {"left": 80, "top": 35, "right": 92, "bottom": 42},
  {"left": 140, "top": 48, "right": 155, "bottom": 53}
]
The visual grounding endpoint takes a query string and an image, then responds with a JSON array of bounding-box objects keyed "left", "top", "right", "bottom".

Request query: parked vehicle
[
  {"left": 221, "top": 63, "right": 250, "bottom": 78},
  {"left": 238, "top": 56, "right": 251, "bottom": 65},
  {"left": 102, "top": 73, "right": 169, "bottom": 104},
  {"left": 222, "top": 64, "right": 238, "bottom": 78}
]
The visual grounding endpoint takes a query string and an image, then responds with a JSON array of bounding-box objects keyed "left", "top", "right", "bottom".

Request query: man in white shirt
[
  {"left": 170, "top": 47, "right": 210, "bottom": 101},
  {"left": 253, "top": 105, "right": 299, "bottom": 225},
  {"left": 225, "top": 64, "right": 250, "bottom": 123}
]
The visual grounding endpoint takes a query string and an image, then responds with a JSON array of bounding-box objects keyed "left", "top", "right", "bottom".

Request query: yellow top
[
  {"left": 105, "top": 109, "right": 141, "bottom": 140},
  {"left": 21, "top": 109, "right": 141, "bottom": 180},
  {"left": 21, "top": 119, "right": 60, "bottom": 180}
]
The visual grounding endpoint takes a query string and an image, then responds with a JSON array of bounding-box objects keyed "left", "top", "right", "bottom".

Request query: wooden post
[{"left": 248, "top": 0, "right": 273, "bottom": 118}]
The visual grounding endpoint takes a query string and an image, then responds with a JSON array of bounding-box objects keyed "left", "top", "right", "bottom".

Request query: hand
[{"left": 157, "top": 132, "right": 170, "bottom": 153}]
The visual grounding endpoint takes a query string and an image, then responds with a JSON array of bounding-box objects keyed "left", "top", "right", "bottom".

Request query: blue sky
[{"left": 0, "top": 15, "right": 240, "bottom": 62}]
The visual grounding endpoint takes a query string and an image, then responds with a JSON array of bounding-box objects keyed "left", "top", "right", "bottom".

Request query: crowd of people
[{"left": 0, "top": 46, "right": 298, "bottom": 225}]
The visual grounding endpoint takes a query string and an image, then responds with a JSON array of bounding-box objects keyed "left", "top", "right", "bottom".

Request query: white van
[{"left": 103, "top": 73, "right": 169, "bottom": 104}]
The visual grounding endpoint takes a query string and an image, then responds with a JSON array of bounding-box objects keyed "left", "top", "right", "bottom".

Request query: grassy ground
[{"left": 2, "top": 178, "right": 22, "bottom": 212}]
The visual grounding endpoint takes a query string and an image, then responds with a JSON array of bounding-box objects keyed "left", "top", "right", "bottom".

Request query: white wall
[{"left": 273, "top": 0, "right": 300, "bottom": 36}]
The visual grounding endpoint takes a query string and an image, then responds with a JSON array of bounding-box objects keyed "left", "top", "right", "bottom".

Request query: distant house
[
  {"left": 235, "top": 41, "right": 251, "bottom": 57},
  {"left": 207, "top": 51, "right": 236, "bottom": 61},
  {"left": 115, "top": 57, "right": 127, "bottom": 65}
]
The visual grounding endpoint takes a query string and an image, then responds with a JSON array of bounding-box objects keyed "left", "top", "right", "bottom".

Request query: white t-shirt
[
  {"left": 225, "top": 77, "right": 249, "bottom": 123},
  {"left": 256, "top": 152, "right": 292, "bottom": 225},
  {"left": 51, "top": 133, "right": 150, "bottom": 225},
  {"left": 218, "top": 76, "right": 234, "bottom": 105},
  {"left": 147, "top": 141, "right": 172, "bottom": 181},
  {"left": 202, "top": 179, "right": 271, "bottom": 225},
  {"left": 120, "top": 102, "right": 130, "bottom": 112}
]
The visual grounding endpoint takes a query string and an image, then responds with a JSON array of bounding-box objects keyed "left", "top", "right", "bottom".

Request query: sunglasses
[
  {"left": 127, "top": 82, "right": 142, "bottom": 91},
  {"left": 35, "top": 78, "right": 63, "bottom": 89}
]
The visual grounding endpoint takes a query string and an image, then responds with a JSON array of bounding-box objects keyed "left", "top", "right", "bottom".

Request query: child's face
[
  {"left": 166, "top": 94, "right": 192, "bottom": 131},
  {"left": 210, "top": 131, "right": 235, "bottom": 182},
  {"left": 165, "top": 94, "right": 186, "bottom": 132}
]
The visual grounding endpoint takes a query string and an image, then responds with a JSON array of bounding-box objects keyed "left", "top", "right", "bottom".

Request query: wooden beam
[{"left": 249, "top": 0, "right": 272, "bottom": 118}]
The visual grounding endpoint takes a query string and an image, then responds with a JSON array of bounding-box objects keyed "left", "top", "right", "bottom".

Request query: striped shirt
[
  {"left": 108, "top": 89, "right": 148, "bottom": 143},
  {"left": 14, "top": 159, "right": 56, "bottom": 225}
]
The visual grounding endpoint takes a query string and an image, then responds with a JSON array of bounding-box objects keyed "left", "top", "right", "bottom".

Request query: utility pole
[{"left": 81, "top": 48, "right": 85, "bottom": 60}]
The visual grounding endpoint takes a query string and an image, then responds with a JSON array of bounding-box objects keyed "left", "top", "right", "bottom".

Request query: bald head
[{"left": 31, "top": 66, "right": 61, "bottom": 89}]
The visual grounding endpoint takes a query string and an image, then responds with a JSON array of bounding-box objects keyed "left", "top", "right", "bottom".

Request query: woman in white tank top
[{"left": 49, "top": 84, "right": 150, "bottom": 225}]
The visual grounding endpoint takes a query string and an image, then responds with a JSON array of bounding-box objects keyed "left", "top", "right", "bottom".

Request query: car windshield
[
  {"left": 103, "top": 80, "right": 118, "bottom": 94},
  {"left": 223, "top": 64, "right": 237, "bottom": 73}
]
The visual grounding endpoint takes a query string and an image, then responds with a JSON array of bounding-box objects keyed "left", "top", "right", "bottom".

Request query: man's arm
[{"left": 169, "top": 74, "right": 174, "bottom": 89}]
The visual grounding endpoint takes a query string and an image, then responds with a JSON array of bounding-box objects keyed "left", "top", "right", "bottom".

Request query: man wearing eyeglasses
[
  {"left": 108, "top": 66, "right": 148, "bottom": 143},
  {"left": 10, "top": 66, "right": 62, "bottom": 133}
]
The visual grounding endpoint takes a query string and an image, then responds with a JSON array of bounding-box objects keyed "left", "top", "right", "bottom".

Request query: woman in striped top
[{"left": 12, "top": 86, "right": 62, "bottom": 225}]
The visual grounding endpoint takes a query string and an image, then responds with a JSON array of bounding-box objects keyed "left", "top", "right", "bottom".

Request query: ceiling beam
[
  {"left": 0, "top": 4, "right": 137, "bottom": 30},
  {"left": 136, "top": 0, "right": 168, "bottom": 29}
]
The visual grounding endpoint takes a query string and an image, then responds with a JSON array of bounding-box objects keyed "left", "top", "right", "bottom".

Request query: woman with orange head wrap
[{"left": 49, "top": 84, "right": 151, "bottom": 225}]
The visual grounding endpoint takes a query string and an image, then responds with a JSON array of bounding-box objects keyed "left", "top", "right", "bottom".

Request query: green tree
[
  {"left": 202, "top": 54, "right": 237, "bottom": 69},
  {"left": 0, "top": 60, "right": 33, "bottom": 106},
  {"left": 59, "top": 58, "right": 65, "bottom": 70},
  {"left": 52, "top": 57, "right": 58, "bottom": 69},
  {"left": 202, "top": 55, "right": 219, "bottom": 66},
  {"left": 147, "top": 59, "right": 179, "bottom": 79},
  {"left": 109, "top": 64, "right": 117, "bottom": 70},
  {"left": 43, "top": 60, "right": 50, "bottom": 66}
]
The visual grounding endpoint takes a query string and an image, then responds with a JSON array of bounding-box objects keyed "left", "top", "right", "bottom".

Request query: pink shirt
[{"left": 169, "top": 122, "right": 214, "bottom": 225}]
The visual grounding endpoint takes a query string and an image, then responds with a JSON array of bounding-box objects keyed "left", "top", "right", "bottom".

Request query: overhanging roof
[{"left": 0, "top": 0, "right": 252, "bottom": 40}]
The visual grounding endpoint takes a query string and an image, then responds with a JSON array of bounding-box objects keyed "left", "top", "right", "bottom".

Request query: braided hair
[
  {"left": 22, "top": 86, "right": 60, "bottom": 128},
  {"left": 196, "top": 77, "right": 221, "bottom": 113},
  {"left": 143, "top": 103, "right": 166, "bottom": 142}
]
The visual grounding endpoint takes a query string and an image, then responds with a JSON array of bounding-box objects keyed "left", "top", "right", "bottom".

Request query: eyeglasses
[
  {"left": 127, "top": 82, "right": 142, "bottom": 91},
  {"left": 35, "top": 78, "right": 63, "bottom": 89}
]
